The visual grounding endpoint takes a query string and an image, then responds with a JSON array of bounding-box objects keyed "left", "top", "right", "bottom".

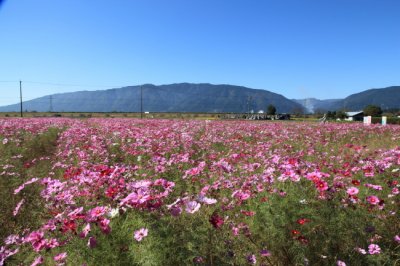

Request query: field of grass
[{"left": 1, "top": 118, "right": 399, "bottom": 265}]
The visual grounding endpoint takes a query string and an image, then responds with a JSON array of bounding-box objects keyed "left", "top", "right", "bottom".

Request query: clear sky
[{"left": 1, "top": 0, "right": 399, "bottom": 106}]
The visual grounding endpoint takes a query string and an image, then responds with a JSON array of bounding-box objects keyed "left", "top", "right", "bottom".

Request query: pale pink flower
[
  {"left": 365, "top": 184, "right": 383, "bottom": 191},
  {"left": 13, "top": 199, "right": 25, "bottom": 216},
  {"left": 337, "top": 260, "right": 346, "bottom": 266},
  {"left": 346, "top": 187, "right": 359, "bottom": 196},
  {"left": 197, "top": 195, "right": 217, "bottom": 205},
  {"left": 14, "top": 178, "right": 39, "bottom": 194},
  {"left": 54, "top": 252, "right": 67, "bottom": 262},
  {"left": 134, "top": 228, "right": 148, "bottom": 242},
  {"left": 31, "top": 255, "right": 44, "bottom": 266},
  {"left": 368, "top": 244, "right": 381, "bottom": 254},
  {"left": 4, "top": 235, "right": 20, "bottom": 245},
  {"left": 185, "top": 201, "right": 201, "bottom": 214},
  {"left": 355, "top": 247, "right": 367, "bottom": 254},
  {"left": 394, "top": 235, "right": 400, "bottom": 243}
]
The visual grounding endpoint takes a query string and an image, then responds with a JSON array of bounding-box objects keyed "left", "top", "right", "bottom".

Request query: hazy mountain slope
[{"left": 292, "top": 98, "right": 342, "bottom": 113}]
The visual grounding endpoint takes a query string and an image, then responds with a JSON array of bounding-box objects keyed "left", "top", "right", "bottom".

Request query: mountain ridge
[
  {"left": 0, "top": 83, "right": 304, "bottom": 113},
  {"left": 1, "top": 84, "right": 399, "bottom": 113}
]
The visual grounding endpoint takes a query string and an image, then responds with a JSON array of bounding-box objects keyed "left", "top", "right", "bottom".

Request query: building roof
[{"left": 345, "top": 111, "right": 363, "bottom": 117}]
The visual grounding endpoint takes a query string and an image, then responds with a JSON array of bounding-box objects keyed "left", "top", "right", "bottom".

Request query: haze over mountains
[{"left": 0, "top": 83, "right": 399, "bottom": 113}]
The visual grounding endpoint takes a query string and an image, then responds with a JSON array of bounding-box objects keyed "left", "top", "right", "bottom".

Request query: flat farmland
[{"left": 0, "top": 118, "right": 399, "bottom": 265}]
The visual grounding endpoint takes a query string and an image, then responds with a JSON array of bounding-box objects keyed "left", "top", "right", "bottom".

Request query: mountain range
[
  {"left": 0, "top": 83, "right": 303, "bottom": 113},
  {"left": 293, "top": 86, "right": 400, "bottom": 113},
  {"left": 0, "top": 83, "right": 399, "bottom": 113}
]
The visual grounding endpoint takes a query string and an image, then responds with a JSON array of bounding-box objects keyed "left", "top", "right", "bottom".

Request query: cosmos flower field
[{"left": 0, "top": 118, "right": 399, "bottom": 265}]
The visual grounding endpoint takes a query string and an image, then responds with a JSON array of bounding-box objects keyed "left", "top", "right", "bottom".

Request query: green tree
[
  {"left": 335, "top": 110, "right": 347, "bottom": 119},
  {"left": 266, "top": 104, "right": 277, "bottom": 115},
  {"left": 363, "top": 105, "right": 382, "bottom": 117},
  {"left": 327, "top": 111, "right": 336, "bottom": 119}
]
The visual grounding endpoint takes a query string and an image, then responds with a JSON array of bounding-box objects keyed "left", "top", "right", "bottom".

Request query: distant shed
[{"left": 345, "top": 111, "right": 364, "bottom": 121}]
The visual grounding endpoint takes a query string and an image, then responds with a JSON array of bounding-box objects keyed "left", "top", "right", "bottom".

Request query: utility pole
[
  {"left": 19, "top": 80, "right": 23, "bottom": 117},
  {"left": 140, "top": 85, "right": 143, "bottom": 119}
]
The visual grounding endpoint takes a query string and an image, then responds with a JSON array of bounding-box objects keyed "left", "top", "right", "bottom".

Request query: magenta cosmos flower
[
  {"left": 368, "top": 244, "right": 381, "bottom": 254},
  {"left": 315, "top": 180, "right": 328, "bottom": 191},
  {"left": 366, "top": 195, "right": 380, "bottom": 205},
  {"left": 134, "top": 228, "right": 148, "bottom": 242}
]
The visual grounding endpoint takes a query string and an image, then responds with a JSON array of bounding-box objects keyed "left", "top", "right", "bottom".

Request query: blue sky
[{"left": 0, "top": 0, "right": 399, "bottom": 106}]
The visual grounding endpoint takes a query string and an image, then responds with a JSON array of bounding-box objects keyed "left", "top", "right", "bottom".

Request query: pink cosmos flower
[
  {"left": 79, "top": 223, "right": 91, "bottom": 238},
  {"left": 14, "top": 178, "right": 39, "bottom": 194},
  {"left": 231, "top": 190, "right": 251, "bottom": 201},
  {"left": 368, "top": 244, "right": 381, "bottom": 255},
  {"left": 13, "top": 199, "right": 25, "bottom": 216},
  {"left": 120, "top": 190, "right": 150, "bottom": 206},
  {"left": 209, "top": 213, "right": 224, "bottom": 229},
  {"left": 98, "top": 218, "right": 111, "bottom": 234},
  {"left": 54, "top": 252, "right": 67, "bottom": 262},
  {"left": 366, "top": 195, "right": 380, "bottom": 205},
  {"left": 43, "top": 238, "right": 59, "bottom": 249},
  {"left": 394, "top": 235, "right": 400, "bottom": 243},
  {"left": 197, "top": 195, "right": 217, "bottom": 205},
  {"left": 31, "top": 255, "right": 44, "bottom": 266},
  {"left": 355, "top": 247, "right": 367, "bottom": 254},
  {"left": 260, "top": 249, "right": 271, "bottom": 257},
  {"left": 87, "top": 206, "right": 107, "bottom": 220},
  {"left": 365, "top": 184, "right": 383, "bottom": 191},
  {"left": 247, "top": 254, "right": 256, "bottom": 265},
  {"left": 67, "top": 207, "right": 84, "bottom": 218},
  {"left": 134, "top": 228, "right": 148, "bottom": 242},
  {"left": 315, "top": 180, "right": 328, "bottom": 191},
  {"left": 185, "top": 201, "right": 201, "bottom": 214},
  {"left": 0, "top": 246, "right": 19, "bottom": 265},
  {"left": 27, "top": 231, "right": 44, "bottom": 244},
  {"left": 337, "top": 260, "right": 346, "bottom": 266},
  {"left": 232, "top": 227, "right": 239, "bottom": 236},
  {"left": 4, "top": 235, "right": 20, "bottom": 245},
  {"left": 346, "top": 187, "right": 359, "bottom": 196},
  {"left": 170, "top": 206, "right": 182, "bottom": 217},
  {"left": 88, "top": 236, "right": 97, "bottom": 248}
]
